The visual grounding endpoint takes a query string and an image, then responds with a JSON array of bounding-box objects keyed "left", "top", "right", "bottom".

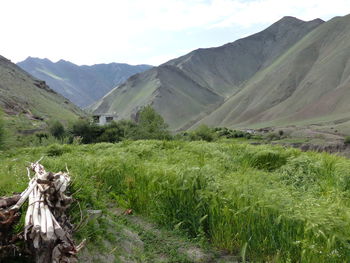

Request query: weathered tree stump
[{"left": 0, "top": 159, "right": 85, "bottom": 263}]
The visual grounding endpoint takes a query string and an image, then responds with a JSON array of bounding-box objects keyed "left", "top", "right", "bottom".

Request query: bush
[
  {"left": 49, "top": 120, "right": 65, "bottom": 139},
  {"left": 35, "top": 132, "right": 49, "bottom": 144},
  {"left": 97, "top": 121, "right": 124, "bottom": 143},
  {"left": 115, "top": 119, "right": 138, "bottom": 139},
  {"left": 266, "top": 132, "right": 280, "bottom": 141},
  {"left": 134, "top": 105, "right": 171, "bottom": 140},
  {"left": 344, "top": 136, "right": 350, "bottom": 144},
  {"left": 46, "top": 144, "right": 71, "bottom": 156},
  {"left": 213, "top": 127, "right": 254, "bottom": 139},
  {"left": 69, "top": 119, "right": 103, "bottom": 144},
  {"left": 190, "top": 125, "right": 216, "bottom": 142}
]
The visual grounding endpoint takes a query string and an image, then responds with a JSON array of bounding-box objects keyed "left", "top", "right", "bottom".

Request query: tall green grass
[{"left": 1, "top": 141, "right": 350, "bottom": 262}]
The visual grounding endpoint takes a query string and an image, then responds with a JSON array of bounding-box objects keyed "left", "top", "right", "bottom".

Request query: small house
[{"left": 92, "top": 114, "right": 118, "bottom": 125}]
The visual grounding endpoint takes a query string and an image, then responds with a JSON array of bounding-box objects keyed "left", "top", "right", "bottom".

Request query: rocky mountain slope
[
  {"left": 0, "top": 55, "right": 83, "bottom": 132},
  {"left": 199, "top": 14, "right": 350, "bottom": 133},
  {"left": 90, "top": 16, "right": 324, "bottom": 130},
  {"left": 17, "top": 58, "right": 152, "bottom": 108}
]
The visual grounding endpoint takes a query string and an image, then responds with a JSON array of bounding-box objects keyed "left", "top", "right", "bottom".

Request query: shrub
[
  {"left": 344, "top": 136, "right": 350, "bottom": 144},
  {"left": 266, "top": 132, "right": 280, "bottom": 141},
  {"left": 35, "top": 132, "right": 49, "bottom": 144},
  {"left": 213, "top": 127, "right": 254, "bottom": 139},
  {"left": 48, "top": 120, "right": 65, "bottom": 139},
  {"left": 97, "top": 121, "right": 124, "bottom": 143},
  {"left": 69, "top": 119, "right": 103, "bottom": 144},
  {"left": 134, "top": 105, "right": 171, "bottom": 140},
  {"left": 190, "top": 125, "right": 216, "bottom": 142},
  {"left": 46, "top": 144, "right": 71, "bottom": 156},
  {"left": 115, "top": 119, "right": 138, "bottom": 139}
]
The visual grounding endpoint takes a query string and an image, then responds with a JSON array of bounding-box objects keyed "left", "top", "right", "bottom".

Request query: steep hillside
[
  {"left": 199, "top": 14, "right": 350, "bottom": 132},
  {"left": 0, "top": 55, "right": 83, "bottom": 133},
  {"left": 17, "top": 58, "right": 152, "bottom": 108},
  {"left": 90, "top": 16, "right": 323, "bottom": 130}
]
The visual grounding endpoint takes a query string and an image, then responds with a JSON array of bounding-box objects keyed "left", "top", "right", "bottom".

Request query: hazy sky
[{"left": 1, "top": 0, "right": 350, "bottom": 66}]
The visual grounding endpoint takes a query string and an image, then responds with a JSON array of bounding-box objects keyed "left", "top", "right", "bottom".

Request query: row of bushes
[
  {"left": 43, "top": 106, "right": 171, "bottom": 144},
  {"left": 44, "top": 107, "right": 257, "bottom": 145}
]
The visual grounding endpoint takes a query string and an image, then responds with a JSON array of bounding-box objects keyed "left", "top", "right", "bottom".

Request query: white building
[{"left": 93, "top": 114, "right": 118, "bottom": 125}]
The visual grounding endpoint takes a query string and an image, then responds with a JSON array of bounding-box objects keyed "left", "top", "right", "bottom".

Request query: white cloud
[{"left": 0, "top": 0, "right": 349, "bottom": 65}]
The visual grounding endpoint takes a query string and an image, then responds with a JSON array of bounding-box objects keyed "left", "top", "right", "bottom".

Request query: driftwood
[{"left": 0, "top": 159, "right": 85, "bottom": 263}]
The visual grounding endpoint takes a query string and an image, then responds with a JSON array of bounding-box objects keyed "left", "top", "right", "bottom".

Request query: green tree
[
  {"left": 115, "top": 119, "right": 138, "bottom": 139},
  {"left": 135, "top": 105, "right": 171, "bottom": 140},
  {"left": 49, "top": 120, "right": 65, "bottom": 139},
  {"left": 69, "top": 119, "right": 103, "bottom": 144},
  {"left": 97, "top": 121, "right": 124, "bottom": 143}
]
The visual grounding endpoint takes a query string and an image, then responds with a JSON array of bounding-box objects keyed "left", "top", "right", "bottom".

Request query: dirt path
[{"left": 79, "top": 207, "right": 240, "bottom": 263}]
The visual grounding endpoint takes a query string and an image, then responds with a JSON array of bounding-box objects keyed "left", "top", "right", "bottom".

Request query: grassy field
[{"left": 1, "top": 140, "right": 350, "bottom": 262}]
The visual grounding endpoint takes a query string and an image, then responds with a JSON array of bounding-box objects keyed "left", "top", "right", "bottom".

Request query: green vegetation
[
  {"left": 135, "top": 105, "right": 171, "bottom": 140},
  {"left": 68, "top": 106, "right": 171, "bottom": 144},
  {"left": 177, "top": 126, "right": 256, "bottom": 142},
  {"left": 0, "top": 109, "right": 4, "bottom": 148},
  {"left": 19, "top": 108, "right": 259, "bottom": 147},
  {"left": 190, "top": 125, "right": 217, "bottom": 142},
  {"left": 48, "top": 120, "right": 65, "bottom": 139},
  {"left": 2, "top": 140, "right": 350, "bottom": 262},
  {"left": 345, "top": 136, "right": 350, "bottom": 144},
  {"left": 0, "top": 56, "right": 84, "bottom": 149}
]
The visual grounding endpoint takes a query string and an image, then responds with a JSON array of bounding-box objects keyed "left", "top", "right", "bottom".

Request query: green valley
[{"left": 2, "top": 7, "right": 350, "bottom": 262}]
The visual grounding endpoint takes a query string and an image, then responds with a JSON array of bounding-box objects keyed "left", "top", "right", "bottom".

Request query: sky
[{"left": 1, "top": 0, "right": 350, "bottom": 66}]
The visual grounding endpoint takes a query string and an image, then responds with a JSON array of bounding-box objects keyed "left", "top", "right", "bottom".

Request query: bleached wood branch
[
  {"left": 4, "top": 161, "right": 83, "bottom": 262},
  {"left": 11, "top": 178, "right": 37, "bottom": 211}
]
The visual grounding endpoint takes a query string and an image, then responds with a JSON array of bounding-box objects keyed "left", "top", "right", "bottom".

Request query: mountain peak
[
  {"left": 23, "top": 56, "right": 53, "bottom": 64},
  {"left": 279, "top": 16, "right": 303, "bottom": 23},
  {"left": 271, "top": 16, "right": 306, "bottom": 29},
  {"left": 262, "top": 15, "right": 324, "bottom": 38},
  {"left": 57, "top": 59, "right": 73, "bottom": 65},
  {"left": 273, "top": 16, "right": 324, "bottom": 27}
]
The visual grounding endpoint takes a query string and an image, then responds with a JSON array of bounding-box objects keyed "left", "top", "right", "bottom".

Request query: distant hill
[
  {"left": 90, "top": 16, "right": 324, "bottom": 130},
  {"left": 17, "top": 58, "right": 152, "bottom": 108},
  {"left": 199, "top": 14, "right": 350, "bottom": 134},
  {"left": 0, "top": 55, "right": 83, "bottom": 133}
]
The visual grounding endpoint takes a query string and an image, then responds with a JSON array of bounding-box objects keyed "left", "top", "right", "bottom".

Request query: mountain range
[
  {"left": 89, "top": 15, "right": 333, "bottom": 131},
  {"left": 7, "top": 14, "right": 350, "bottom": 136},
  {"left": 17, "top": 58, "right": 152, "bottom": 108},
  {"left": 200, "top": 14, "right": 350, "bottom": 133}
]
